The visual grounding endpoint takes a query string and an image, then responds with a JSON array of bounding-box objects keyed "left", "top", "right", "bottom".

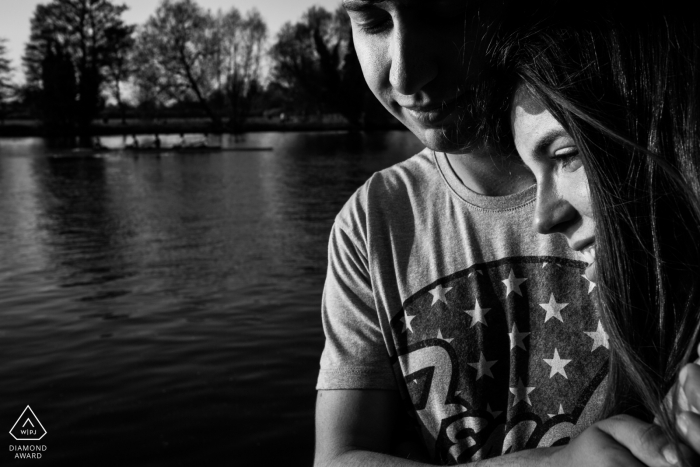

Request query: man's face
[{"left": 344, "top": 0, "right": 505, "bottom": 153}]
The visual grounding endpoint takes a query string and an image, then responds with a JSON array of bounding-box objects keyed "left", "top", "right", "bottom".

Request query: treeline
[{"left": 0, "top": 0, "right": 394, "bottom": 144}]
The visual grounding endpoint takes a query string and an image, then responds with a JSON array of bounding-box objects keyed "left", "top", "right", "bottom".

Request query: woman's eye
[
  {"left": 426, "top": 1, "right": 476, "bottom": 25},
  {"left": 551, "top": 147, "right": 583, "bottom": 172}
]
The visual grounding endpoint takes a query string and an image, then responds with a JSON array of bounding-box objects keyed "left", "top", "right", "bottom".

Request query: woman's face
[{"left": 511, "top": 85, "right": 597, "bottom": 282}]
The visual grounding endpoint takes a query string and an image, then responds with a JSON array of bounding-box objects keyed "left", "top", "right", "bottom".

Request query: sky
[{"left": 0, "top": 0, "right": 343, "bottom": 80}]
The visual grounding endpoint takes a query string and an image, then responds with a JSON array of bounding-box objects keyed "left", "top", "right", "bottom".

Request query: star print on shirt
[
  {"left": 468, "top": 352, "right": 497, "bottom": 380},
  {"left": 544, "top": 349, "right": 572, "bottom": 379},
  {"left": 464, "top": 300, "right": 491, "bottom": 327},
  {"left": 436, "top": 329, "right": 454, "bottom": 344},
  {"left": 584, "top": 321, "right": 609, "bottom": 351},
  {"left": 548, "top": 404, "right": 566, "bottom": 418},
  {"left": 394, "top": 256, "right": 608, "bottom": 463},
  {"left": 486, "top": 404, "right": 503, "bottom": 419},
  {"left": 401, "top": 313, "right": 416, "bottom": 333},
  {"left": 510, "top": 379, "right": 536, "bottom": 407},
  {"left": 502, "top": 269, "right": 527, "bottom": 297},
  {"left": 582, "top": 274, "right": 596, "bottom": 293},
  {"left": 429, "top": 285, "right": 453, "bottom": 305},
  {"left": 539, "top": 293, "right": 569, "bottom": 323},
  {"left": 508, "top": 323, "right": 530, "bottom": 351}
]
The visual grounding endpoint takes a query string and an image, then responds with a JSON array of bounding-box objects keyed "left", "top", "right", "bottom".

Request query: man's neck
[{"left": 444, "top": 147, "right": 535, "bottom": 197}]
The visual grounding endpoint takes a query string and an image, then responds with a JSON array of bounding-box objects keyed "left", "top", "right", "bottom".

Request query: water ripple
[{"left": 0, "top": 131, "right": 422, "bottom": 465}]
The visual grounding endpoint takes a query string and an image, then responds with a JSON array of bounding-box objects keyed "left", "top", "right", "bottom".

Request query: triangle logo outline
[{"left": 9, "top": 406, "right": 47, "bottom": 441}]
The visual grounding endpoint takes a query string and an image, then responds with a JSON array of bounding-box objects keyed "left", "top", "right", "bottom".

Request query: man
[{"left": 314, "top": 1, "right": 700, "bottom": 465}]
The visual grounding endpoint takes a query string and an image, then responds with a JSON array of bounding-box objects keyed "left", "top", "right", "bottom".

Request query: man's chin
[{"left": 411, "top": 126, "right": 474, "bottom": 155}]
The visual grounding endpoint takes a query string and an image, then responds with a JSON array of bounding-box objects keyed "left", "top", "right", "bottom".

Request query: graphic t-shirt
[{"left": 317, "top": 150, "right": 608, "bottom": 464}]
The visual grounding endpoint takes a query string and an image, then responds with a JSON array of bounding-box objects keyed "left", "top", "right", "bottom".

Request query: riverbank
[{"left": 0, "top": 117, "right": 406, "bottom": 137}]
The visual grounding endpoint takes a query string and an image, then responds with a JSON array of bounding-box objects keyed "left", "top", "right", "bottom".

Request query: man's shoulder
[
  {"left": 334, "top": 148, "right": 440, "bottom": 226},
  {"left": 372, "top": 147, "right": 436, "bottom": 187},
  {"left": 354, "top": 147, "right": 441, "bottom": 207}
]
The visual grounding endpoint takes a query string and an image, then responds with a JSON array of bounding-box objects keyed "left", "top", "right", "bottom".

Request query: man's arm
[
  {"left": 314, "top": 390, "right": 680, "bottom": 467},
  {"left": 314, "top": 389, "right": 433, "bottom": 467}
]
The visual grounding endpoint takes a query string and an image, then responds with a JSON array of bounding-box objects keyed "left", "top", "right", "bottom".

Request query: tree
[
  {"left": 23, "top": 0, "right": 134, "bottom": 143},
  {"left": 104, "top": 25, "right": 135, "bottom": 125},
  {"left": 0, "top": 38, "right": 15, "bottom": 124},
  {"left": 133, "top": 0, "right": 222, "bottom": 128},
  {"left": 217, "top": 8, "right": 267, "bottom": 129},
  {"left": 269, "top": 9, "right": 329, "bottom": 117},
  {"left": 269, "top": 6, "right": 372, "bottom": 128},
  {"left": 132, "top": 1, "right": 267, "bottom": 130}
]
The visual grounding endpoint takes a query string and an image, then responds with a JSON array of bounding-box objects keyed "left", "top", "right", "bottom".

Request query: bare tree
[
  {"left": 104, "top": 31, "right": 134, "bottom": 125},
  {"left": 218, "top": 9, "right": 267, "bottom": 128},
  {"left": 0, "top": 38, "right": 15, "bottom": 124},
  {"left": 132, "top": 1, "right": 267, "bottom": 130},
  {"left": 132, "top": 0, "right": 221, "bottom": 128}
]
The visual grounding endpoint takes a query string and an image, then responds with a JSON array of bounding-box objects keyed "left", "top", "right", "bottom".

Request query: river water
[{"left": 0, "top": 131, "right": 422, "bottom": 466}]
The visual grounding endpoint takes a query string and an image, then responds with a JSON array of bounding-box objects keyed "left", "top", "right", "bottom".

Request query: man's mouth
[{"left": 401, "top": 97, "right": 460, "bottom": 126}]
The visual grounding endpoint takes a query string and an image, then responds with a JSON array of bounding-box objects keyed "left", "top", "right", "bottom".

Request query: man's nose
[
  {"left": 534, "top": 183, "right": 578, "bottom": 235},
  {"left": 389, "top": 23, "right": 438, "bottom": 95}
]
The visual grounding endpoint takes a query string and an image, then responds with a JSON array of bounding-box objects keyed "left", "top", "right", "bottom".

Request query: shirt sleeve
[{"left": 316, "top": 219, "right": 397, "bottom": 390}]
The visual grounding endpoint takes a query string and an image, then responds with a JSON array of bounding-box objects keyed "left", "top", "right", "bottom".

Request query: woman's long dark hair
[{"left": 505, "top": 9, "right": 700, "bottom": 460}]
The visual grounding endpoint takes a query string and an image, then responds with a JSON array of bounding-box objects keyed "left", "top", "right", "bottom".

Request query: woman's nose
[{"left": 534, "top": 183, "right": 578, "bottom": 235}]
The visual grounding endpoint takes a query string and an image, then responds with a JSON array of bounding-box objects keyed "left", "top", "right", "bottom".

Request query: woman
[{"left": 506, "top": 12, "right": 700, "bottom": 464}]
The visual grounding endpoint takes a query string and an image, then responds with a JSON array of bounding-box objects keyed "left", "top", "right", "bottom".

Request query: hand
[
  {"left": 677, "top": 360, "right": 700, "bottom": 456},
  {"left": 546, "top": 414, "right": 681, "bottom": 467}
]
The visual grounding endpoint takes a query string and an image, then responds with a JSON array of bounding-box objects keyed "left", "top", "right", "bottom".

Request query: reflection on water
[{"left": 0, "top": 131, "right": 422, "bottom": 465}]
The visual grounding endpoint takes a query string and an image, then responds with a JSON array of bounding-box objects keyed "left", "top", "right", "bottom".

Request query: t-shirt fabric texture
[{"left": 317, "top": 149, "right": 608, "bottom": 464}]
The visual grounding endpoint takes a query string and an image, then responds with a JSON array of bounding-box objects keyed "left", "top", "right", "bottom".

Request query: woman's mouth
[{"left": 578, "top": 243, "right": 597, "bottom": 283}]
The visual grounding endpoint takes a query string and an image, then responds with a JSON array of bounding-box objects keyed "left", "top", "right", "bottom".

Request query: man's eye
[
  {"left": 551, "top": 148, "right": 583, "bottom": 172},
  {"left": 359, "top": 18, "right": 392, "bottom": 34},
  {"left": 347, "top": 11, "right": 392, "bottom": 35}
]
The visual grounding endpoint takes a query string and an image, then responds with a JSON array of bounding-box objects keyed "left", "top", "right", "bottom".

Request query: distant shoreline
[{"left": 0, "top": 118, "right": 407, "bottom": 138}]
